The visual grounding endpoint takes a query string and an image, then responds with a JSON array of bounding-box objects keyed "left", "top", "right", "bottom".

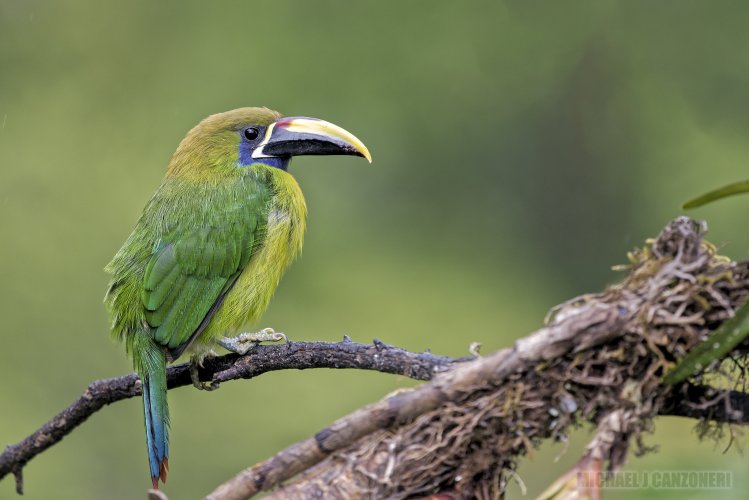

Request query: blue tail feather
[{"left": 141, "top": 348, "right": 169, "bottom": 488}]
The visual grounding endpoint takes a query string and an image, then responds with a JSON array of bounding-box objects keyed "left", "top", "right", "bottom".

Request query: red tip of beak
[{"left": 273, "top": 117, "right": 295, "bottom": 129}]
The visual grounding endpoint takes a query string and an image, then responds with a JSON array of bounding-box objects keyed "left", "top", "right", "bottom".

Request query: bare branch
[{"left": 0, "top": 339, "right": 466, "bottom": 494}]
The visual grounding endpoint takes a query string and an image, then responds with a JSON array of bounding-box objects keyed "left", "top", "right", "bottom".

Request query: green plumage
[
  {"left": 140, "top": 184, "right": 266, "bottom": 353},
  {"left": 106, "top": 169, "right": 272, "bottom": 360},
  {"left": 104, "top": 107, "right": 369, "bottom": 488}
]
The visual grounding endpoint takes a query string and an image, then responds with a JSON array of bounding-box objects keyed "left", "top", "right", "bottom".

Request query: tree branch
[
  {"left": 0, "top": 339, "right": 467, "bottom": 494},
  {"left": 207, "top": 320, "right": 749, "bottom": 500},
  {"left": 207, "top": 217, "right": 749, "bottom": 500},
  {"left": 662, "top": 383, "right": 749, "bottom": 422}
]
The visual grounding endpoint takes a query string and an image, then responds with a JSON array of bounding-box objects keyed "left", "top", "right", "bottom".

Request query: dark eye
[{"left": 243, "top": 127, "right": 260, "bottom": 141}]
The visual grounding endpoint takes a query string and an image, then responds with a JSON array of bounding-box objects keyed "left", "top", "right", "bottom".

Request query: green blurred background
[{"left": 2, "top": 1, "right": 748, "bottom": 498}]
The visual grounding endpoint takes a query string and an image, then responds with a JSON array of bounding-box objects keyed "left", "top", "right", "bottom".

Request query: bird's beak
[{"left": 252, "top": 116, "right": 372, "bottom": 163}]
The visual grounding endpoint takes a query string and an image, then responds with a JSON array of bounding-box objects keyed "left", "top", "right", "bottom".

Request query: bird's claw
[
  {"left": 197, "top": 349, "right": 217, "bottom": 368},
  {"left": 189, "top": 352, "right": 219, "bottom": 391},
  {"left": 219, "top": 328, "right": 288, "bottom": 355}
]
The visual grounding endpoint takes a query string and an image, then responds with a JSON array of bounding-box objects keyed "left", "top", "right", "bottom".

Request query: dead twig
[{"left": 0, "top": 339, "right": 467, "bottom": 494}]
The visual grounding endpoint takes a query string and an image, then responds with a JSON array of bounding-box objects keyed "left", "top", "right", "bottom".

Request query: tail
[{"left": 136, "top": 335, "right": 170, "bottom": 489}]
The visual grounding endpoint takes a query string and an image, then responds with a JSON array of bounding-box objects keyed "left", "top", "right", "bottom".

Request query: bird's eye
[{"left": 243, "top": 127, "right": 260, "bottom": 141}]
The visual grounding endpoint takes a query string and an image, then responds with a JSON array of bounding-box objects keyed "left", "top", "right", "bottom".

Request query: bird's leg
[
  {"left": 189, "top": 351, "right": 219, "bottom": 391},
  {"left": 219, "top": 328, "right": 288, "bottom": 355}
]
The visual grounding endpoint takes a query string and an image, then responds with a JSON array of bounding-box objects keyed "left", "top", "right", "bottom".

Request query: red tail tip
[
  {"left": 159, "top": 459, "right": 169, "bottom": 484},
  {"left": 151, "top": 458, "right": 169, "bottom": 489}
]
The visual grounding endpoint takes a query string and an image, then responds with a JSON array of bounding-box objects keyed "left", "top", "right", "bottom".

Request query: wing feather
[{"left": 139, "top": 190, "right": 267, "bottom": 356}]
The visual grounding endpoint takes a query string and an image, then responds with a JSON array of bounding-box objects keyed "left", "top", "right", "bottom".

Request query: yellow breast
[{"left": 197, "top": 166, "right": 307, "bottom": 347}]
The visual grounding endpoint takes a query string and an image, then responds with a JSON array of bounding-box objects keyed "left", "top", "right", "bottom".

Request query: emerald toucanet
[{"left": 104, "top": 108, "right": 371, "bottom": 488}]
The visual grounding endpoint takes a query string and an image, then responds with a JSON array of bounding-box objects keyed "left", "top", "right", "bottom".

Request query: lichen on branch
[{"left": 217, "top": 217, "right": 749, "bottom": 500}]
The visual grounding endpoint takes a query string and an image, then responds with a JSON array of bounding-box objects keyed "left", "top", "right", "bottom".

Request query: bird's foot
[
  {"left": 219, "top": 328, "right": 288, "bottom": 355},
  {"left": 189, "top": 351, "right": 219, "bottom": 391}
]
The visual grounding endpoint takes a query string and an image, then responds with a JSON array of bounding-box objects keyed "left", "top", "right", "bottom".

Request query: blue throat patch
[{"left": 238, "top": 142, "right": 289, "bottom": 170}]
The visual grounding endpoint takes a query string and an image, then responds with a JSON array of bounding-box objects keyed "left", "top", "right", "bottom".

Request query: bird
[{"left": 104, "top": 107, "right": 371, "bottom": 488}]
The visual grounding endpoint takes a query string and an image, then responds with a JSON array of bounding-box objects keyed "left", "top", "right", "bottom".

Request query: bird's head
[{"left": 167, "top": 107, "right": 371, "bottom": 178}]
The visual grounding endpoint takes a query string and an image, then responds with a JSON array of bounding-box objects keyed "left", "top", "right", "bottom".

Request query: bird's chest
[
  {"left": 260, "top": 200, "right": 306, "bottom": 272},
  {"left": 206, "top": 173, "right": 307, "bottom": 337},
  {"left": 258, "top": 172, "right": 307, "bottom": 276}
]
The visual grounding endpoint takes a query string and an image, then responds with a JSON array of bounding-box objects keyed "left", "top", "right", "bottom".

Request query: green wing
[{"left": 141, "top": 204, "right": 263, "bottom": 358}]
